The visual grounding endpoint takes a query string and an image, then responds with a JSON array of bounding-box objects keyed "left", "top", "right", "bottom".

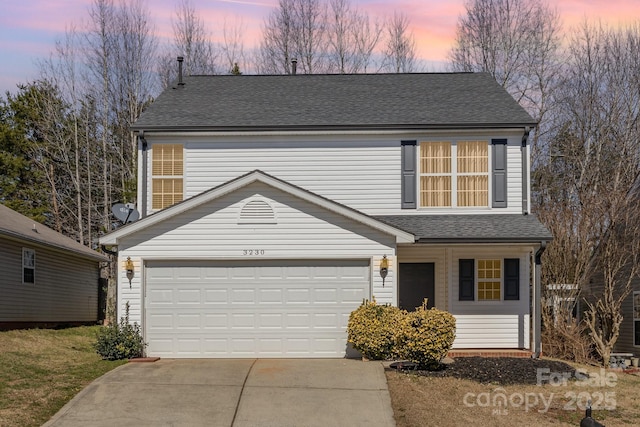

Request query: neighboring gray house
[
  {"left": 0, "top": 204, "right": 108, "bottom": 329},
  {"left": 100, "top": 72, "right": 552, "bottom": 358},
  {"left": 614, "top": 286, "right": 640, "bottom": 355}
]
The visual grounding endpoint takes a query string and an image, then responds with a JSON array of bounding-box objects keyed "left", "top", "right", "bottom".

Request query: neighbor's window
[
  {"left": 477, "top": 259, "right": 501, "bottom": 300},
  {"left": 152, "top": 144, "right": 183, "bottom": 210},
  {"left": 22, "top": 248, "right": 35, "bottom": 284},
  {"left": 419, "top": 141, "right": 488, "bottom": 207},
  {"left": 634, "top": 292, "right": 640, "bottom": 346}
]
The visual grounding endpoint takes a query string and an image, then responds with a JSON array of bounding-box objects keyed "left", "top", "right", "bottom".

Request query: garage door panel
[
  {"left": 259, "top": 288, "right": 283, "bottom": 303},
  {"left": 177, "top": 289, "right": 201, "bottom": 303},
  {"left": 204, "top": 289, "right": 227, "bottom": 304},
  {"left": 286, "top": 288, "right": 310, "bottom": 303},
  {"left": 204, "top": 314, "right": 228, "bottom": 328},
  {"left": 145, "top": 260, "right": 370, "bottom": 357},
  {"left": 259, "top": 313, "right": 283, "bottom": 328}
]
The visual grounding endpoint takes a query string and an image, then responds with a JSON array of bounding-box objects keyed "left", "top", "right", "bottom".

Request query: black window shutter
[
  {"left": 401, "top": 140, "right": 417, "bottom": 209},
  {"left": 504, "top": 258, "right": 520, "bottom": 300},
  {"left": 492, "top": 139, "right": 507, "bottom": 208},
  {"left": 459, "top": 259, "right": 475, "bottom": 301}
]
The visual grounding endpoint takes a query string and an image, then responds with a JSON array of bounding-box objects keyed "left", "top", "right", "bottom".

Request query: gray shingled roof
[
  {"left": 373, "top": 214, "right": 552, "bottom": 243},
  {"left": 0, "top": 204, "right": 108, "bottom": 261},
  {"left": 133, "top": 73, "right": 536, "bottom": 131}
]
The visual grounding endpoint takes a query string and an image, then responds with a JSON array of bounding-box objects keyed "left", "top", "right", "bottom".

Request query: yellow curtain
[
  {"left": 457, "top": 141, "right": 488, "bottom": 207},
  {"left": 420, "top": 142, "right": 451, "bottom": 207}
]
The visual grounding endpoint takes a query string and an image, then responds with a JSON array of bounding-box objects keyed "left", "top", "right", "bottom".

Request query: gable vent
[{"left": 238, "top": 199, "right": 277, "bottom": 224}]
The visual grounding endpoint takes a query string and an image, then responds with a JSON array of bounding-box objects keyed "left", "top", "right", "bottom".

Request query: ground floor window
[
  {"left": 459, "top": 258, "right": 520, "bottom": 301},
  {"left": 22, "top": 248, "right": 35, "bottom": 284},
  {"left": 634, "top": 292, "right": 640, "bottom": 346},
  {"left": 477, "top": 259, "right": 501, "bottom": 300}
]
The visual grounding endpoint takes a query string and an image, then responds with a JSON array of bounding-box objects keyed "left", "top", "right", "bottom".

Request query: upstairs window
[
  {"left": 23, "top": 248, "right": 35, "bottom": 284},
  {"left": 152, "top": 144, "right": 183, "bottom": 210},
  {"left": 419, "top": 141, "right": 489, "bottom": 207}
]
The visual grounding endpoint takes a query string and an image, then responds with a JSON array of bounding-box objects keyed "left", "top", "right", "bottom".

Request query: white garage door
[{"left": 145, "top": 260, "right": 370, "bottom": 358}]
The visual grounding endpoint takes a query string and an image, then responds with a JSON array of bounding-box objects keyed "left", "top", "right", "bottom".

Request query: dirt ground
[{"left": 386, "top": 357, "right": 640, "bottom": 427}]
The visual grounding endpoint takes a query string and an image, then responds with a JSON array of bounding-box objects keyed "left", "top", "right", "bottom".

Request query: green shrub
[
  {"left": 94, "top": 303, "right": 146, "bottom": 360},
  {"left": 347, "top": 299, "right": 401, "bottom": 360},
  {"left": 394, "top": 301, "right": 456, "bottom": 369}
]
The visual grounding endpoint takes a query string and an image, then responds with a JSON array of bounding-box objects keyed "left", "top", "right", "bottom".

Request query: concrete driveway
[{"left": 43, "top": 359, "right": 395, "bottom": 427}]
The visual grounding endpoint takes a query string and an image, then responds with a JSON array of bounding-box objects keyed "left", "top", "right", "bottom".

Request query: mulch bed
[{"left": 390, "top": 357, "right": 579, "bottom": 385}]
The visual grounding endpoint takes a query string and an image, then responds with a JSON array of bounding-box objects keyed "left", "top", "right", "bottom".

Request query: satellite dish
[{"left": 112, "top": 203, "right": 140, "bottom": 223}]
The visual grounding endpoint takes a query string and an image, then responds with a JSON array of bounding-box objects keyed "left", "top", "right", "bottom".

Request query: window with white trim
[
  {"left": 459, "top": 258, "right": 520, "bottom": 301},
  {"left": 419, "top": 141, "right": 489, "bottom": 207},
  {"left": 152, "top": 144, "right": 183, "bottom": 210},
  {"left": 634, "top": 292, "right": 640, "bottom": 346},
  {"left": 477, "top": 259, "right": 501, "bottom": 300},
  {"left": 22, "top": 248, "right": 35, "bottom": 284}
]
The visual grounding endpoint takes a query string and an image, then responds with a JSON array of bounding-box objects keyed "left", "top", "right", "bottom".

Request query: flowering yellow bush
[
  {"left": 348, "top": 299, "right": 456, "bottom": 367},
  {"left": 394, "top": 301, "right": 456, "bottom": 368},
  {"left": 347, "top": 299, "right": 401, "bottom": 360}
]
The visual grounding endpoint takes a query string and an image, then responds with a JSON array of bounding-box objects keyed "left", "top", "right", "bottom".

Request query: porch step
[{"left": 448, "top": 349, "right": 532, "bottom": 358}]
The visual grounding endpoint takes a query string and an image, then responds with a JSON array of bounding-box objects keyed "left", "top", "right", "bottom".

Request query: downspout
[
  {"left": 139, "top": 131, "right": 148, "bottom": 218},
  {"left": 533, "top": 241, "right": 547, "bottom": 358},
  {"left": 521, "top": 127, "right": 530, "bottom": 215}
]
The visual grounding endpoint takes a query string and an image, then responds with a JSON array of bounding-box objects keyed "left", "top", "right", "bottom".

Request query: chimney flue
[
  {"left": 291, "top": 58, "right": 297, "bottom": 75},
  {"left": 177, "top": 56, "right": 185, "bottom": 86}
]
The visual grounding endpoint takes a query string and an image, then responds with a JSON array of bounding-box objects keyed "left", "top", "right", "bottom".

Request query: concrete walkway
[{"left": 43, "top": 359, "right": 395, "bottom": 427}]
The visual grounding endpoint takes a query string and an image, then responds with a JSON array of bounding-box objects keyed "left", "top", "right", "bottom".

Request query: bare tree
[
  {"left": 84, "top": 0, "right": 116, "bottom": 237},
  {"left": 221, "top": 17, "right": 247, "bottom": 74},
  {"left": 326, "top": 0, "right": 382, "bottom": 73},
  {"left": 534, "top": 21, "right": 640, "bottom": 366},
  {"left": 449, "top": 0, "right": 562, "bottom": 141},
  {"left": 39, "top": 27, "right": 86, "bottom": 243},
  {"left": 382, "top": 12, "right": 417, "bottom": 73},
  {"left": 158, "top": 0, "right": 218, "bottom": 87},
  {"left": 259, "top": 0, "right": 329, "bottom": 74}
]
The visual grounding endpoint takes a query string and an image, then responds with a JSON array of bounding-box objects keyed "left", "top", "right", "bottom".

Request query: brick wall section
[{"left": 448, "top": 350, "right": 533, "bottom": 358}]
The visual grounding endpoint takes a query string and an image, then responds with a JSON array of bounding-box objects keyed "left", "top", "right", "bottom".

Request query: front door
[{"left": 399, "top": 263, "right": 435, "bottom": 311}]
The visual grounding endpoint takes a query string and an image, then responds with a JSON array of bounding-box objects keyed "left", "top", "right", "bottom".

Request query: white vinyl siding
[
  {"left": 140, "top": 133, "right": 525, "bottom": 217},
  {"left": 448, "top": 246, "right": 532, "bottom": 349},
  {"left": 119, "top": 181, "right": 397, "bottom": 326},
  {"left": 453, "top": 314, "right": 530, "bottom": 348},
  {"left": 0, "top": 238, "right": 100, "bottom": 322}
]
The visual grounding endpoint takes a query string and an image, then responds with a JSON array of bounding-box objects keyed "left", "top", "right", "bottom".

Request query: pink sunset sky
[{"left": 0, "top": 0, "right": 639, "bottom": 95}]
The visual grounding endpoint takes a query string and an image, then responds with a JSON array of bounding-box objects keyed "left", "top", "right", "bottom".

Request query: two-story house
[{"left": 100, "top": 72, "right": 552, "bottom": 358}]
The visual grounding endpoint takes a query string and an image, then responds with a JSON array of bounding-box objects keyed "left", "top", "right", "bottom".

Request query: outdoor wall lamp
[
  {"left": 125, "top": 257, "right": 134, "bottom": 288},
  {"left": 380, "top": 255, "right": 389, "bottom": 287}
]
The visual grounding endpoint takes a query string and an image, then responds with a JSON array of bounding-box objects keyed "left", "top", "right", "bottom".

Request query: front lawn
[
  {"left": 386, "top": 357, "right": 640, "bottom": 426},
  {"left": 0, "top": 326, "right": 127, "bottom": 427}
]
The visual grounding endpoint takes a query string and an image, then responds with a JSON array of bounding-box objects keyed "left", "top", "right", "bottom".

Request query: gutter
[
  {"left": 0, "top": 230, "right": 109, "bottom": 262},
  {"left": 532, "top": 241, "right": 547, "bottom": 358},
  {"left": 139, "top": 131, "right": 148, "bottom": 218},
  {"left": 522, "top": 127, "right": 530, "bottom": 214},
  {"left": 131, "top": 122, "right": 539, "bottom": 134},
  {"left": 415, "top": 237, "right": 552, "bottom": 245}
]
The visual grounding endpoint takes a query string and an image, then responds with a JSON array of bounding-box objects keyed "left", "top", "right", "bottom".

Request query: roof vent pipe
[
  {"left": 291, "top": 58, "right": 297, "bottom": 75},
  {"left": 177, "top": 56, "right": 185, "bottom": 86}
]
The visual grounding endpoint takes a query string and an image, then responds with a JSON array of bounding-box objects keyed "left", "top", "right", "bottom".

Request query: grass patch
[
  {"left": 386, "top": 360, "right": 640, "bottom": 427},
  {"left": 0, "top": 326, "right": 127, "bottom": 427}
]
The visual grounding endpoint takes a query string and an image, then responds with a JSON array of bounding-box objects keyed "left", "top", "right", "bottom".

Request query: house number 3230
[{"left": 243, "top": 249, "right": 265, "bottom": 256}]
